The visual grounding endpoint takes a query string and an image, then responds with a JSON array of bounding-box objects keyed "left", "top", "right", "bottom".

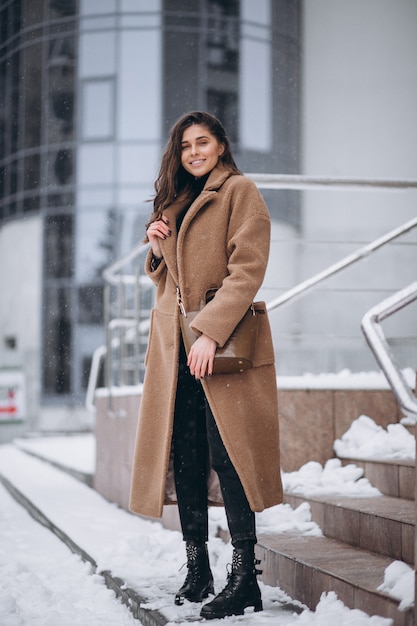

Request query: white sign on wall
[{"left": 0, "top": 369, "right": 26, "bottom": 420}]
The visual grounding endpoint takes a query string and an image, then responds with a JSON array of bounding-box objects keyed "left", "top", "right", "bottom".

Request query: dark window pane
[
  {"left": 23, "top": 44, "right": 42, "bottom": 148},
  {"left": 78, "top": 285, "right": 104, "bottom": 325},
  {"left": 24, "top": 153, "right": 41, "bottom": 191},
  {"left": 207, "top": 89, "right": 238, "bottom": 142},
  {"left": 45, "top": 214, "right": 73, "bottom": 278},
  {"left": 23, "top": 195, "right": 40, "bottom": 213},
  {"left": 207, "top": 0, "right": 239, "bottom": 72},
  {"left": 43, "top": 286, "right": 72, "bottom": 395}
]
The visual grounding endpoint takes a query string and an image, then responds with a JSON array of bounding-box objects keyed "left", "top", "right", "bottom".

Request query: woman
[{"left": 129, "top": 111, "right": 282, "bottom": 620}]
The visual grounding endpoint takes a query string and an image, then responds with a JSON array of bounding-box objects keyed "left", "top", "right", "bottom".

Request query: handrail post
[{"left": 361, "top": 282, "right": 417, "bottom": 421}]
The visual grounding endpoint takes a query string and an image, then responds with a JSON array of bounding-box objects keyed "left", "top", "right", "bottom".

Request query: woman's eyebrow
[{"left": 181, "top": 135, "right": 210, "bottom": 145}]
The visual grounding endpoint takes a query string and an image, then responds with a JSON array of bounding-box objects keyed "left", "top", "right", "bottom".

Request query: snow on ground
[
  {"left": 334, "top": 415, "right": 415, "bottom": 460},
  {"left": 15, "top": 434, "right": 96, "bottom": 474},
  {"left": 0, "top": 482, "right": 137, "bottom": 626},
  {"left": 0, "top": 429, "right": 408, "bottom": 625}
]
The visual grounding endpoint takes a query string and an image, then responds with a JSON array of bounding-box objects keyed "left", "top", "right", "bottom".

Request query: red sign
[{"left": 0, "top": 370, "right": 25, "bottom": 420}]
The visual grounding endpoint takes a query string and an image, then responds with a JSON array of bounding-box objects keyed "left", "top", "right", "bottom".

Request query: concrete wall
[
  {"left": 94, "top": 385, "right": 405, "bottom": 517},
  {"left": 284, "top": 0, "right": 417, "bottom": 375},
  {"left": 0, "top": 216, "right": 42, "bottom": 440}
]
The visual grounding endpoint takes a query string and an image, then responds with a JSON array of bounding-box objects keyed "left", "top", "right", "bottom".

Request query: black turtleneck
[{"left": 176, "top": 173, "right": 210, "bottom": 232}]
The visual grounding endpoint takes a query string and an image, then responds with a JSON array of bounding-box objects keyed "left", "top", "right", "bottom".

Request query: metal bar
[
  {"left": 246, "top": 173, "right": 417, "bottom": 191},
  {"left": 85, "top": 345, "right": 106, "bottom": 412},
  {"left": 267, "top": 216, "right": 417, "bottom": 312},
  {"left": 103, "top": 242, "right": 149, "bottom": 285},
  {"left": 361, "top": 282, "right": 417, "bottom": 420}
]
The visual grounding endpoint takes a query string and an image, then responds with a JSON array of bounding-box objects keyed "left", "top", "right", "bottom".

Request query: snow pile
[
  {"left": 257, "top": 501, "right": 323, "bottom": 535},
  {"left": 377, "top": 561, "right": 415, "bottom": 612},
  {"left": 296, "top": 591, "right": 392, "bottom": 625},
  {"left": 282, "top": 458, "right": 381, "bottom": 497},
  {"left": 209, "top": 500, "right": 323, "bottom": 537},
  {"left": 334, "top": 415, "right": 415, "bottom": 460}
]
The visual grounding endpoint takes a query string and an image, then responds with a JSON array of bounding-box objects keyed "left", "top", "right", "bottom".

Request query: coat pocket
[{"left": 252, "top": 308, "right": 275, "bottom": 367}]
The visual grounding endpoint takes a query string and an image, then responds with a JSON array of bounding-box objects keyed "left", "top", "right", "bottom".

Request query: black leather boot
[
  {"left": 200, "top": 544, "right": 263, "bottom": 619},
  {"left": 175, "top": 541, "right": 214, "bottom": 605}
]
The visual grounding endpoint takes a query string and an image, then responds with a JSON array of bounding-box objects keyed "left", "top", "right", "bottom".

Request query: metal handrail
[
  {"left": 85, "top": 174, "right": 417, "bottom": 411},
  {"left": 361, "top": 282, "right": 417, "bottom": 421},
  {"left": 267, "top": 216, "right": 417, "bottom": 311},
  {"left": 246, "top": 173, "right": 417, "bottom": 191},
  {"left": 103, "top": 242, "right": 149, "bottom": 286}
]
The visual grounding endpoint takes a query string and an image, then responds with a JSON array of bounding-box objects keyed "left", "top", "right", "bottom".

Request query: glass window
[
  {"left": 118, "top": 144, "right": 159, "bottom": 186},
  {"left": 76, "top": 207, "right": 118, "bottom": 282},
  {"left": 207, "top": 0, "right": 239, "bottom": 71},
  {"left": 77, "top": 144, "right": 114, "bottom": 186},
  {"left": 79, "top": 0, "right": 117, "bottom": 15},
  {"left": 23, "top": 44, "right": 42, "bottom": 148},
  {"left": 118, "top": 30, "right": 161, "bottom": 141},
  {"left": 45, "top": 214, "right": 73, "bottom": 279},
  {"left": 48, "top": 148, "right": 74, "bottom": 186},
  {"left": 24, "top": 153, "right": 41, "bottom": 191},
  {"left": 78, "top": 285, "right": 104, "bottom": 324},
  {"left": 207, "top": 89, "right": 238, "bottom": 143},
  {"left": 240, "top": 0, "right": 272, "bottom": 152},
  {"left": 43, "top": 286, "right": 72, "bottom": 395},
  {"left": 79, "top": 31, "right": 116, "bottom": 78},
  {"left": 81, "top": 79, "right": 114, "bottom": 140},
  {"left": 121, "top": 0, "right": 160, "bottom": 11}
]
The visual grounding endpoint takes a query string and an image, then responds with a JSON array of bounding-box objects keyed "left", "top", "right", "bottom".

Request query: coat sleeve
[
  {"left": 190, "top": 178, "right": 271, "bottom": 348},
  {"left": 144, "top": 247, "right": 167, "bottom": 286}
]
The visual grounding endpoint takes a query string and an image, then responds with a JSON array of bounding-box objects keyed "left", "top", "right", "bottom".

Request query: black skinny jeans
[{"left": 172, "top": 339, "right": 256, "bottom": 547}]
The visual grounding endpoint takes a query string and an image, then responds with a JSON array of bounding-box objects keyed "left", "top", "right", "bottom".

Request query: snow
[
  {"left": 282, "top": 458, "right": 381, "bottom": 497},
  {"left": 334, "top": 415, "right": 415, "bottom": 460},
  {"left": 0, "top": 482, "right": 137, "bottom": 626},
  {"left": 15, "top": 434, "right": 96, "bottom": 474},
  {"left": 277, "top": 368, "right": 416, "bottom": 391},
  {"left": 378, "top": 561, "right": 415, "bottom": 612},
  {"left": 1, "top": 397, "right": 415, "bottom": 625}
]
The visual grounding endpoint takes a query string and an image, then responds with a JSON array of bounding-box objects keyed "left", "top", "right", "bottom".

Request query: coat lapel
[{"left": 159, "top": 164, "right": 233, "bottom": 286}]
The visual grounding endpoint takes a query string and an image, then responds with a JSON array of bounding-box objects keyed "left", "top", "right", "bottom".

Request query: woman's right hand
[{"left": 146, "top": 214, "right": 171, "bottom": 258}]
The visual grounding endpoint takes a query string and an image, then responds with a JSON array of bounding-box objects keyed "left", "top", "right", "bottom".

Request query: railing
[
  {"left": 86, "top": 174, "right": 417, "bottom": 412},
  {"left": 361, "top": 282, "right": 417, "bottom": 422}
]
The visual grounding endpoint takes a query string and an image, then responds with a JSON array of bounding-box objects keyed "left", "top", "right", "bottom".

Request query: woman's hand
[
  {"left": 146, "top": 214, "right": 171, "bottom": 258},
  {"left": 188, "top": 334, "right": 217, "bottom": 379}
]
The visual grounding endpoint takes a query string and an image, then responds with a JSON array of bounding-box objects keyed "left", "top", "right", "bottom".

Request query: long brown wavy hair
[{"left": 145, "top": 111, "right": 241, "bottom": 237}]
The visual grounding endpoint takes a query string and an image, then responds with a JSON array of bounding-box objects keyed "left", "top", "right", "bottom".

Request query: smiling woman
[{"left": 130, "top": 111, "right": 283, "bottom": 620}]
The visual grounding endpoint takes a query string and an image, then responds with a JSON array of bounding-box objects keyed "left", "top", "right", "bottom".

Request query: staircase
[{"left": 256, "top": 452, "right": 415, "bottom": 625}]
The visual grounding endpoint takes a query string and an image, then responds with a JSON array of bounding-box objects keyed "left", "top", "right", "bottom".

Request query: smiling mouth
[{"left": 190, "top": 159, "right": 205, "bottom": 166}]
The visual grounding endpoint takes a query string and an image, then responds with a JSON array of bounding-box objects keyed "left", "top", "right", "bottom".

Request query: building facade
[{"left": 0, "top": 0, "right": 416, "bottom": 437}]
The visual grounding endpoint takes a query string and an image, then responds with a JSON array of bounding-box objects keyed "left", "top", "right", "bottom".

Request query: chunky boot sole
[
  {"left": 201, "top": 597, "right": 263, "bottom": 619},
  {"left": 175, "top": 580, "right": 215, "bottom": 605}
]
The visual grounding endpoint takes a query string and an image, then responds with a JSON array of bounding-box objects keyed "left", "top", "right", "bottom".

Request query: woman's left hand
[{"left": 188, "top": 334, "right": 217, "bottom": 379}]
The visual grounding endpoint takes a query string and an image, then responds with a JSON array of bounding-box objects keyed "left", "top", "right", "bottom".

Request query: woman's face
[{"left": 180, "top": 124, "right": 225, "bottom": 178}]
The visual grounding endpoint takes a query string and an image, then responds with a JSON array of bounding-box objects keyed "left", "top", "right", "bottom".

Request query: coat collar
[{"left": 160, "top": 163, "right": 235, "bottom": 286}]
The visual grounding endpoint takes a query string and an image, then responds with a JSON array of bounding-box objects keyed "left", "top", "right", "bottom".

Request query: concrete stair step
[
  {"left": 284, "top": 493, "right": 414, "bottom": 565},
  {"left": 340, "top": 457, "right": 415, "bottom": 500},
  {"left": 257, "top": 532, "right": 413, "bottom": 626}
]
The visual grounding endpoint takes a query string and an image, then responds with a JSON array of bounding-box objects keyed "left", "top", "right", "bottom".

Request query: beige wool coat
[{"left": 129, "top": 162, "right": 283, "bottom": 518}]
